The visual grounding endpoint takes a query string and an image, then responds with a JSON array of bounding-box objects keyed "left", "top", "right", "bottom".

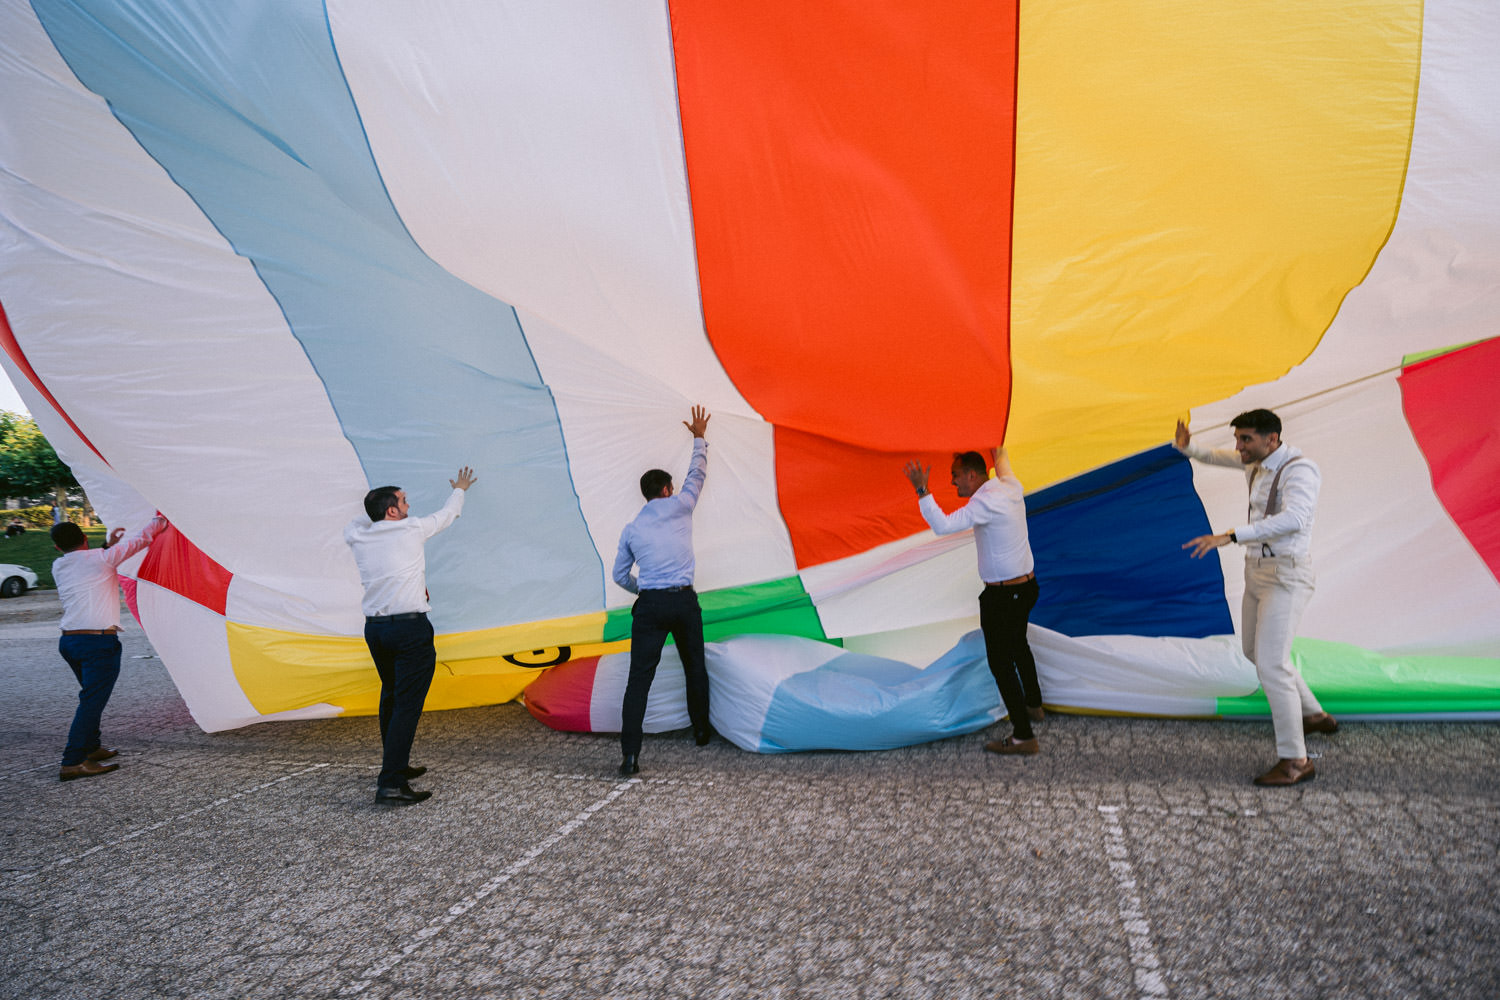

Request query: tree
[{"left": 0, "top": 410, "right": 79, "bottom": 509}]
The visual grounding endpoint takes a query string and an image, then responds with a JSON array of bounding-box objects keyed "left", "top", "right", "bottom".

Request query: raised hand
[
  {"left": 684, "top": 404, "right": 711, "bottom": 439},
  {"left": 451, "top": 466, "right": 478, "bottom": 490}
]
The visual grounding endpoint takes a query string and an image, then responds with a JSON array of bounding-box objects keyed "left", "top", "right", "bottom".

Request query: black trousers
[
  {"left": 620, "top": 588, "right": 710, "bottom": 757},
  {"left": 363, "top": 613, "right": 436, "bottom": 788},
  {"left": 978, "top": 577, "right": 1042, "bottom": 740}
]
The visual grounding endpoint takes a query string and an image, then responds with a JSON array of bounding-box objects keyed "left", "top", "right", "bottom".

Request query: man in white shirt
[
  {"left": 1177, "top": 409, "right": 1337, "bottom": 787},
  {"left": 344, "top": 466, "right": 476, "bottom": 805},
  {"left": 612, "top": 405, "right": 712, "bottom": 777},
  {"left": 51, "top": 515, "right": 168, "bottom": 781},
  {"left": 904, "top": 448, "right": 1043, "bottom": 755}
]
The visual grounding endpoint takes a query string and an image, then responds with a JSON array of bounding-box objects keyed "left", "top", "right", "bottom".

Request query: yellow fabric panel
[
  {"left": 225, "top": 611, "right": 617, "bottom": 716},
  {"left": 1007, "top": 0, "right": 1421, "bottom": 488}
]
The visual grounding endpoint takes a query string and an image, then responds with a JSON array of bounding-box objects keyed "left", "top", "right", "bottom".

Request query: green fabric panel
[
  {"left": 602, "top": 575, "right": 830, "bottom": 645},
  {"left": 1216, "top": 638, "right": 1500, "bottom": 716}
]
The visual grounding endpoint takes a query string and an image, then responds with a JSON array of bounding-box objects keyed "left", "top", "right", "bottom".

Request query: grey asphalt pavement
[{"left": 2, "top": 591, "right": 1496, "bottom": 999}]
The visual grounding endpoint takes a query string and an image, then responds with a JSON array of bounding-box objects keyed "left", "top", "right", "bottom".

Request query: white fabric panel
[
  {"left": 137, "top": 583, "right": 345, "bottom": 732},
  {"left": 803, "top": 529, "right": 980, "bottom": 639},
  {"left": 1190, "top": 375, "right": 1500, "bottom": 657},
  {"left": 137, "top": 582, "right": 245, "bottom": 731},
  {"left": 843, "top": 615, "right": 983, "bottom": 669},
  {"left": 511, "top": 312, "right": 794, "bottom": 604},
  {"left": 330, "top": 2, "right": 797, "bottom": 599},
  {"left": 1030, "top": 626, "right": 1257, "bottom": 702},
  {"left": 1186, "top": 0, "right": 1500, "bottom": 656},
  {"left": 0, "top": 2, "right": 367, "bottom": 634}
]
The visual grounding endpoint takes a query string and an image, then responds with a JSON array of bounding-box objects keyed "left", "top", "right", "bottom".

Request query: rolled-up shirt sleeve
[
  {"left": 103, "top": 514, "right": 168, "bottom": 568},
  {"left": 1236, "top": 461, "right": 1320, "bottom": 543},
  {"left": 919, "top": 493, "right": 988, "bottom": 536}
]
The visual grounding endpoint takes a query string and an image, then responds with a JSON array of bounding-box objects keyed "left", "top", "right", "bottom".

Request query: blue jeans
[
  {"left": 363, "top": 614, "right": 436, "bottom": 788},
  {"left": 58, "top": 633, "right": 122, "bottom": 766},
  {"left": 621, "top": 588, "right": 710, "bottom": 757}
]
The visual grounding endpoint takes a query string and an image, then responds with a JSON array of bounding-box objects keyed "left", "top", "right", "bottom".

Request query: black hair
[
  {"left": 1230, "top": 409, "right": 1282, "bottom": 436},
  {"left": 51, "top": 521, "right": 86, "bottom": 552},
  {"left": 640, "top": 469, "right": 673, "bottom": 500},
  {"left": 364, "top": 486, "right": 402, "bottom": 522},
  {"left": 952, "top": 451, "right": 988, "bottom": 477}
]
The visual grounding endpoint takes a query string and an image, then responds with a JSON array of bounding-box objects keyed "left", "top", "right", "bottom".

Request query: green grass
[{"left": 0, "top": 525, "right": 109, "bottom": 589}]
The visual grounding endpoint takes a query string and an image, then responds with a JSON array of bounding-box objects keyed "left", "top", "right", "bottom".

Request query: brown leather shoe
[
  {"left": 1253, "top": 757, "right": 1315, "bottom": 786},
  {"left": 60, "top": 759, "right": 120, "bottom": 782},
  {"left": 985, "top": 736, "right": 1039, "bottom": 756},
  {"left": 1303, "top": 712, "right": 1339, "bottom": 734},
  {"left": 1027, "top": 706, "right": 1046, "bottom": 723},
  {"left": 86, "top": 747, "right": 119, "bottom": 762}
]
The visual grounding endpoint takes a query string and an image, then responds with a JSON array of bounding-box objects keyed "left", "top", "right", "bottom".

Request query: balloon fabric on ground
[{"left": 0, "top": 0, "right": 1495, "bottom": 741}]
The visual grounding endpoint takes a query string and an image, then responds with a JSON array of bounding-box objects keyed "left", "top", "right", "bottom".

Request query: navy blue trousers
[
  {"left": 363, "top": 614, "right": 436, "bottom": 789},
  {"left": 58, "top": 633, "right": 122, "bottom": 766},
  {"left": 978, "top": 578, "right": 1042, "bottom": 741},
  {"left": 620, "top": 588, "right": 710, "bottom": 757}
]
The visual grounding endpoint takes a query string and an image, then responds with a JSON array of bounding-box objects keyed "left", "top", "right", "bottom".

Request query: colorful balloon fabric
[{"left": 2, "top": 1, "right": 1496, "bottom": 738}]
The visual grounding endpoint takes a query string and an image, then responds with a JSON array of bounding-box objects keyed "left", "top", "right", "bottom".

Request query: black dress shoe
[
  {"left": 619, "top": 754, "right": 640, "bottom": 777},
  {"left": 401, "top": 765, "right": 428, "bottom": 779},
  {"left": 375, "top": 784, "right": 432, "bottom": 806},
  {"left": 694, "top": 728, "right": 713, "bottom": 746}
]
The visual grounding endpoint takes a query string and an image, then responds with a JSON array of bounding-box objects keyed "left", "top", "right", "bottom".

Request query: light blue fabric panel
[
  {"left": 758, "top": 632, "right": 1003, "bottom": 753},
  {"left": 35, "top": 0, "right": 603, "bottom": 629}
]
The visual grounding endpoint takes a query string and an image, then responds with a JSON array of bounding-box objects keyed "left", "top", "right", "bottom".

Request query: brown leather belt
[
  {"left": 62, "top": 628, "right": 120, "bottom": 635},
  {"left": 985, "top": 572, "right": 1035, "bottom": 587}
]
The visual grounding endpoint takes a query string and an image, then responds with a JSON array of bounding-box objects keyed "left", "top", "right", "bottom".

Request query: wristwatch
[{"left": 1228, "top": 530, "right": 1238, "bottom": 543}]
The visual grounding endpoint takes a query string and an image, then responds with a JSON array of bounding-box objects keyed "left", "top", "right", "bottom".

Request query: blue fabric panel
[
  {"left": 1025, "top": 445, "right": 1233, "bottom": 638},
  {"left": 758, "top": 633, "right": 1003, "bottom": 753},
  {"left": 35, "top": 0, "right": 603, "bottom": 629}
]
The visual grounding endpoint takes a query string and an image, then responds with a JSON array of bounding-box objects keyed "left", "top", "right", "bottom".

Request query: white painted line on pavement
[
  {"left": 8, "top": 764, "right": 329, "bottom": 883},
  {"left": 340, "top": 777, "right": 641, "bottom": 996},
  {"left": 1098, "top": 805, "right": 1170, "bottom": 999}
]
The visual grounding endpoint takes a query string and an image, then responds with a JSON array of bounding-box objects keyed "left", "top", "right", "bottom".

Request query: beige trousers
[{"left": 1242, "top": 554, "right": 1323, "bottom": 760}]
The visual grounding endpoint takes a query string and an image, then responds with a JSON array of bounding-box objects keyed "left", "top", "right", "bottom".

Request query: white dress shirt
[
  {"left": 54, "top": 516, "right": 168, "bottom": 631},
  {"left": 1178, "top": 441, "right": 1320, "bottom": 558},
  {"left": 918, "top": 474, "right": 1035, "bottom": 583},
  {"left": 344, "top": 489, "right": 465, "bottom": 616}
]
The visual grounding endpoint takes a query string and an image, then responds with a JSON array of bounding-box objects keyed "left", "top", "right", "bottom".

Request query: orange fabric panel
[
  {"left": 774, "top": 427, "right": 967, "bottom": 568},
  {"left": 669, "top": 1, "right": 1018, "bottom": 453},
  {"left": 668, "top": 3, "right": 1019, "bottom": 565}
]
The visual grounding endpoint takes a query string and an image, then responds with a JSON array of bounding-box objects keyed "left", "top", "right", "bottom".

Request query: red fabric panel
[
  {"left": 523, "top": 657, "right": 601, "bottom": 732},
  {"left": 0, "top": 299, "right": 106, "bottom": 463},
  {"left": 668, "top": 3, "right": 1019, "bottom": 564},
  {"left": 1398, "top": 337, "right": 1500, "bottom": 582},
  {"left": 119, "top": 576, "right": 141, "bottom": 626},
  {"left": 137, "top": 524, "right": 233, "bottom": 616}
]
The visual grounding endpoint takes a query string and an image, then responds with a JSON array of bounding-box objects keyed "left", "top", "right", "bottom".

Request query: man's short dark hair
[
  {"left": 952, "top": 451, "right": 988, "bottom": 477},
  {"left": 364, "top": 486, "right": 402, "bottom": 522},
  {"left": 640, "top": 469, "right": 673, "bottom": 500},
  {"left": 51, "top": 522, "right": 86, "bottom": 552},
  {"left": 1230, "top": 409, "right": 1282, "bottom": 436}
]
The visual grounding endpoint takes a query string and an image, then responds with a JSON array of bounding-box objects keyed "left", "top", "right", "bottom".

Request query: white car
[{"left": 0, "top": 563, "right": 39, "bottom": 598}]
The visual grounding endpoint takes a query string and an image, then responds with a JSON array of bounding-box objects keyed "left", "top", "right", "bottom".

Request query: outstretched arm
[
  {"left": 991, "top": 446, "right": 1014, "bottom": 480},
  {"left": 1182, "top": 532, "right": 1233, "bottom": 559}
]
